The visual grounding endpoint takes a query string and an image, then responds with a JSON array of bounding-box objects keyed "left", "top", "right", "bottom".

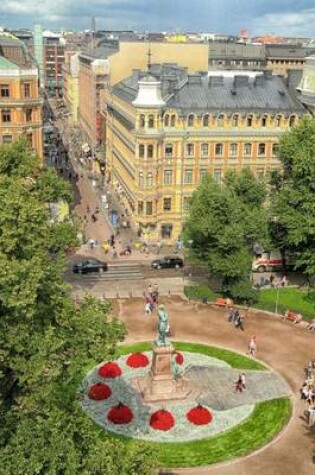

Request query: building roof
[
  {"left": 265, "top": 45, "right": 315, "bottom": 59},
  {"left": 80, "top": 43, "right": 118, "bottom": 61},
  {"left": 112, "top": 63, "right": 306, "bottom": 115},
  {"left": 208, "top": 42, "right": 265, "bottom": 60},
  {"left": 0, "top": 55, "right": 19, "bottom": 70}
]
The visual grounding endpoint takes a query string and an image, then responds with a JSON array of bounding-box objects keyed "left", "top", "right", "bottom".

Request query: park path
[{"left": 118, "top": 297, "right": 315, "bottom": 475}]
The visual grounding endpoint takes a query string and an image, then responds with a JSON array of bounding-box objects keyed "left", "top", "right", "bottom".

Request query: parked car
[
  {"left": 73, "top": 259, "right": 108, "bottom": 274},
  {"left": 151, "top": 256, "right": 184, "bottom": 269}
]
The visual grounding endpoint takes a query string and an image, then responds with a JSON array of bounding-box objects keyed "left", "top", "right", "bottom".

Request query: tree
[
  {"left": 0, "top": 141, "right": 157, "bottom": 473},
  {"left": 270, "top": 117, "right": 315, "bottom": 276},
  {"left": 184, "top": 172, "right": 268, "bottom": 302}
]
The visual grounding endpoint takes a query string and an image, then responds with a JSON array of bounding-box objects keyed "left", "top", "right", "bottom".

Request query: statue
[{"left": 156, "top": 304, "right": 170, "bottom": 347}]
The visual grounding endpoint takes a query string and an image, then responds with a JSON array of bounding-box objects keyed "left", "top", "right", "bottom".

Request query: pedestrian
[
  {"left": 228, "top": 306, "right": 235, "bottom": 322},
  {"left": 86, "top": 205, "right": 90, "bottom": 214},
  {"left": 246, "top": 335, "right": 257, "bottom": 356},
  {"left": 144, "top": 301, "right": 152, "bottom": 316},
  {"left": 281, "top": 275, "right": 288, "bottom": 287},
  {"left": 148, "top": 284, "right": 153, "bottom": 297},
  {"left": 235, "top": 373, "right": 246, "bottom": 393},
  {"left": 91, "top": 213, "right": 97, "bottom": 223},
  {"left": 110, "top": 234, "right": 115, "bottom": 247},
  {"left": 269, "top": 274, "right": 275, "bottom": 287},
  {"left": 68, "top": 172, "right": 72, "bottom": 180}
]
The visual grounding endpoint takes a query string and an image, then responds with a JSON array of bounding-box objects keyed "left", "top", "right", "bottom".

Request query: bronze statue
[{"left": 156, "top": 304, "right": 170, "bottom": 347}]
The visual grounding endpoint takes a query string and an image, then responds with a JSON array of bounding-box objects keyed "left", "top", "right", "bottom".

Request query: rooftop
[{"left": 0, "top": 55, "right": 19, "bottom": 70}]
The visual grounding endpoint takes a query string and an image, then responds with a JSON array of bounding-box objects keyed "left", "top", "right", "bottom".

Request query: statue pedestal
[{"left": 139, "top": 343, "right": 191, "bottom": 404}]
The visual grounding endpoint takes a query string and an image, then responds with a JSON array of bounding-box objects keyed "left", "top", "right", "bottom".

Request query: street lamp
[{"left": 275, "top": 284, "right": 280, "bottom": 315}]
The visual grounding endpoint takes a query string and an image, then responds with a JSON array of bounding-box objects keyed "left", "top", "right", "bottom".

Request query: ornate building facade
[{"left": 104, "top": 64, "right": 306, "bottom": 242}]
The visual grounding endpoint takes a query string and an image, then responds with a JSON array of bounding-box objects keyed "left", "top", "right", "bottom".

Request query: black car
[
  {"left": 73, "top": 259, "right": 108, "bottom": 274},
  {"left": 151, "top": 256, "right": 184, "bottom": 269}
]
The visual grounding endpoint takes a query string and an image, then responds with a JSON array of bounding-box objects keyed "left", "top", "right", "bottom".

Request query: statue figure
[{"left": 156, "top": 304, "right": 170, "bottom": 347}]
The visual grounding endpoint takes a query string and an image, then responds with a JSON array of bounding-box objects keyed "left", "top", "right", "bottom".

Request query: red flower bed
[
  {"left": 175, "top": 351, "right": 184, "bottom": 365},
  {"left": 88, "top": 382, "right": 112, "bottom": 401},
  {"left": 107, "top": 402, "right": 133, "bottom": 424},
  {"left": 126, "top": 352, "right": 149, "bottom": 368},
  {"left": 150, "top": 410, "right": 175, "bottom": 431},
  {"left": 187, "top": 405, "right": 213, "bottom": 425},
  {"left": 98, "top": 362, "right": 122, "bottom": 378}
]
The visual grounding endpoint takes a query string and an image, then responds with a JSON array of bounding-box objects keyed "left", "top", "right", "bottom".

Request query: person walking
[
  {"left": 246, "top": 335, "right": 257, "bottom": 357},
  {"left": 235, "top": 373, "right": 246, "bottom": 392}
]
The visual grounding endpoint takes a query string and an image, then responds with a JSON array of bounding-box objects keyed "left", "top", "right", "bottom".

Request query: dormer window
[
  {"left": 202, "top": 114, "right": 209, "bottom": 127},
  {"left": 148, "top": 115, "right": 154, "bottom": 128},
  {"left": 139, "top": 114, "right": 145, "bottom": 127},
  {"left": 187, "top": 114, "right": 195, "bottom": 127}
]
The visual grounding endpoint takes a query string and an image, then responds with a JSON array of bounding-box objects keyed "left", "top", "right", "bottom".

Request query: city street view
[{"left": 0, "top": 2, "right": 315, "bottom": 474}]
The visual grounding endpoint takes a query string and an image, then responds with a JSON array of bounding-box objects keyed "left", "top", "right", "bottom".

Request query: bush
[
  {"left": 225, "top": 278, "right": 258, "bottom": 306},
  {"left": 184, "top": 285, "right": 220, "bottom": 302}
]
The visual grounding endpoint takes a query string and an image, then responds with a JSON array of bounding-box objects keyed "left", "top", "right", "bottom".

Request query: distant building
[
  {"left": 62, "top": 52, "right": 80, "bottom": 123},
  {"left": 208, "top": 42, "right": 266, "bottom": 70},
  {"left": 265, "top": 45, "right": 315, "bottom": 76},
  {"left": 103, "top": 64, "right": 306, "bottom": 242},
  {"left": 296, "top": 55, "right": 315, "bottom": 114},
  {"left": 0, "top": 33, "right": 43, "bottom": 157}
]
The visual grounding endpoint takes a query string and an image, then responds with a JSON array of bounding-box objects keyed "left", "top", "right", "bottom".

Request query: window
[
  {"left": 272, "top": 143, "right": 279, "bottom": 156},
  {"left": 164, "top": 114, "right": 169, "bottom": 126},
  {"left": 258, "top": 143, "right": 266, "bottom": 156},
  {"left": 230, "top": 143, "right": 238, "bottom": 157},
  {"left": 261, "top": 115, "right": 267, "bottom": 127},
  {"left": 146, "top": 201, "right": 153, "bottom": 215},
  {"left": 217, "top": 114, "right": 224, "bottom": 126},
  {"left": 183, "top": 196, "right": 190, "bottom": 210},
  {"left": 200, "top": 169, "right": 207, "bottom": 181},
  {"left": 138, "top": 172, "right": 144, "bottom": 187},
  {"left": 23, "top": 83, "right": 31, "bottom": 98},
  {"left": 26, "top": 133, "right": 32, "bottom": 148},
  {"left": 170, "top": 114, "right": 176, "bottom": 127},
  {"left": 244, "top": 143, "right": 252, "bottom": 156},
  {"left": 184, "top": 169, "right": 193, "bottom": 184},
  {"left": 246, "top": 115, "right": 253, "bottom": 127},
  {"left": 25, "top": 108, "right": 32, "bottom": 122},
  {"left": 213, "top": 169, "right": 222, "bottom": 183},
  {"left": 147, "top": 145, "right": 153, "bottom": 158},
  {"left": 163, "top": 170, "right": 173, "bottom": 185},
  {"left": 138, "top": 201, "right": 144, "bottom": 214},
  {"left": 163, "top": 198, "right": 172, "bottom": 211},
  {"left": 139, "top": 144, "right": 145, "bottom": 158},
  {"left": 215, "top": 143, "right": 223, "bottom": 156},
  {"left": 165, "top": 143, "right": 173, "bottom": 157},
  {"left": 202, "top": 114, "right": 209, "bottom": 127},
  {"left": 275, "top": 115, "right": 282, "bottom": 127},
  {"left": 2, "top": 109, "right": 11, "bottom": 123},
  {"left": 140, "top": 114, "right": 145, "bottom": 127},
  {"left": 148, "top": 115, "right": 154, "bottom": 128},
  {"left": 0, "top": 84, "right": 9, "bottom": 98},
  {"left": 201, "top": 143, "right": 209, "bottom": 157},
  {"left": 289, "top": 115, "right": 296, "bottom": 127},
  {"left": 232, "top": 114, "right": 239, "bottom": 127},
  {"left": 161, "top": 224, "right": 173, "bottom": 238},
  {"left": 186, "top": 143, "right": 194, "bottom": 157},
  {"left": 2, "top": 135, "right": 12, "bottom": 144},
  {"left": 187, "top": 114, "right": 194, "bottom": 127},
  {"left": 146, "top": 173, "right": 153, "bottom": 187}
]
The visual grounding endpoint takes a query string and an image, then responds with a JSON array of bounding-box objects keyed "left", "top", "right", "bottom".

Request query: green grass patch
[
  {"left": 84, "top": 342, "right": 290, "bottom": 468},
  {"left": 184, "top": 285, "right": 221, "bottom": 302},
  {"left": 253, "top": 287, "right": 315, "bottom": 321},
  {"left": 116, "top": 341, "right": 266, "bottom": 370}
]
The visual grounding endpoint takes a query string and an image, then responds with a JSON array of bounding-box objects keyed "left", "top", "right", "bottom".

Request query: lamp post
[{"left": 275, "top": 284, "right": 280, "bottom": 315}]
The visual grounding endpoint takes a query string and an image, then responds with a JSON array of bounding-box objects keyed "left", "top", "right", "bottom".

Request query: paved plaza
[{"left": 116, "top": 297, "right": 315, "bottom": 475}]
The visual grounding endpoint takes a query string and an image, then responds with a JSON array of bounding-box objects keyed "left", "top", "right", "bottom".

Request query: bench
[
  {"left": 282, "top": 310, "right": 303, "bottom": 324},
  {"left": 214, "top": 298, "right": 233, "bottom": 307}
]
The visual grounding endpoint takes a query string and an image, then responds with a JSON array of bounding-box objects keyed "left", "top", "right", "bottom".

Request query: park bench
[{"left": 282, "top": 310, "right": 303, "bottom": 324}]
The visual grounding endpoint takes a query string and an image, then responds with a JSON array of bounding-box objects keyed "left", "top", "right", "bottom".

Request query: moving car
[
  {"left": 151, "top": 256, "right": 184, "bottom": 269},
  {"left": 72, "top": 259, "right": 108, "bottom": 274}
]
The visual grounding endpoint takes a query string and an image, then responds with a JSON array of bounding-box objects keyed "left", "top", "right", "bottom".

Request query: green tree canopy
[{"left": 270, "top": 117, "right": 315, "bottom": 275}]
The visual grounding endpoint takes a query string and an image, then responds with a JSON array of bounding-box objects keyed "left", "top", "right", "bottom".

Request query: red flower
[
  {"left": 98, "top": 362, "right": 122, "bottom": 378},
  {"left": 107, "top": 402, "right": 133, "bottom": 424},
  {"left": 175, "top": 351, "right": 184, "bottom": 365},
  {"left": 126, "top": 352, "right": 149, "bottom": 368},
  {"left": 88, "top": 383, "right": 112, "bottom": 401},
  {"left": 150, "top": 410, "right": 175, "bottom": 431},
  {"left": 187, "top": 405, "right": 213, "bottom": 425}
]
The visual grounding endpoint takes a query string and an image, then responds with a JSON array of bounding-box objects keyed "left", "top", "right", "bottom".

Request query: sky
[{"left": 0, "top": 0, "right": 315, "bottom": 37}]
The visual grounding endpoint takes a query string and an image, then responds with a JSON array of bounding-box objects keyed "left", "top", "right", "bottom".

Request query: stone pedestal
[{"left": 139, "top": 343, "right": 191, "bottom": 404}]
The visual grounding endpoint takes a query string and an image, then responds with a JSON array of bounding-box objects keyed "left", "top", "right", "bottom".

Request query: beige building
[
  {"left": 103, "top": 64, "right": 306, "bottom": 243},
  {"left": 0, "top": 35, "right": 43, "bottom": 158}
]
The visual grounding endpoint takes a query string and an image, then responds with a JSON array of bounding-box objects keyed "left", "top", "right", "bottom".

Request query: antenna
[{"left": 147, "top": 44, "right": 152, "bottom": 71}]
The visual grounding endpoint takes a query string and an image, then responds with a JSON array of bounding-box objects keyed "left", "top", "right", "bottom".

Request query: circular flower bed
[
  {"left": 98, "top": 362, "right": 122, "bottom": 378},
  {"left": 187, "top": 405, "right": 213, "bottom": 425},
  {"left": 175, "top": 351, "right": 184, "bottom": 365},
  {"left": 107, "top": 402, "right": 133, "bottom": 424},
  {"left": 150, "top": 410, "right": 175, "bottom": 431},
  {"left": 88, "top": 382, "right": 112, "bottom": 401},
  {"left": 126, "top": 352, "right": 149, "bottom": 368}
]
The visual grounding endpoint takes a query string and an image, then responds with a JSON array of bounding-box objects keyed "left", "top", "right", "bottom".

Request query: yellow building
[
  {"left": 103, "top": 65, "right": 306, "bottom": 243},
  {"left": 63, "top": 52, "right": 80, "bottom": 123},
  {"left": 0, "top": 55, "right": 43, "bottom": 158}
]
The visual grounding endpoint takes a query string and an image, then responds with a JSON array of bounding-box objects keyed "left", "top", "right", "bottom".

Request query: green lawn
[
  {"left": 254, "top": 288, "right": 315, "bottom": 321},
  {"left": 89, "top": 342, "right": 290, "bottom": 468},
  {"left": 184, "top": 285, "right": 221, "bottom": 302}
]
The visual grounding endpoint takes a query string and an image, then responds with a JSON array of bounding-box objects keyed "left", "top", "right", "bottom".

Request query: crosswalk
[{"left": 71, "top": 264, "right": 143, "bottom": 282}]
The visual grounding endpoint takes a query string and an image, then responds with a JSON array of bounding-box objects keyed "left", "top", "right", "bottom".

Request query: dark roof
[
  {"left": 80, "top": 43, "right": 118, "bottom": 61},
  {"left": 112, "top": 63, "right": 306, "bottom": 116},
  {"left": 208, "top": 43, "right": 265, "bottom": 60},
  {"left": 265, "top": 45, "right": 315, "bottom": 59}
]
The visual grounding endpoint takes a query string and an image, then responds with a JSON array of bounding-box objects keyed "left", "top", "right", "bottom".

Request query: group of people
[
  {"left": 144, "top": 284, "right": 159, "bottom": 315},
  {"left": 228, "top": 307, "right": 245, "bottom": 331},
  {"left": 301, "top": 360, "right": 315, "bottom": 407}
]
